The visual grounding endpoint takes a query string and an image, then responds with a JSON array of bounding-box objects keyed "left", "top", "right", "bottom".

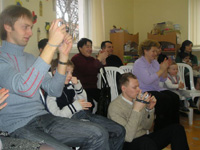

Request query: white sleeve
[
  {"left": 73, "top": 80, "right": 88, "bottom": 101},
  {"left": 164, "top": 78, "right": 179, "bottom": 89},
  {"left": 46, "top": 96, "right": 83, "bottom": 118}
]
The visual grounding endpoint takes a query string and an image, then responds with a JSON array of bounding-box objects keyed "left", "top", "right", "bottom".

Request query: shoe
[
  {"left": 179, "top": 106, "right": 189, "bottom": 112},
  {"left": 194, "top": 109, "right": 200, "bottom": 114},
  {"left": 188, "top": 99, "right": 198, "bottom": 109}
]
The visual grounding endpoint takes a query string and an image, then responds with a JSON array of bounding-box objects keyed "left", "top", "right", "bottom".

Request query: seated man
[
  {"left": 71, "top": 38, "right": 108, "bottom": 110},
  {"left": 108, "top": 73, "right": 189, "bottom": 150},
  {"left": 0, "top": 88, "right": 54, "bottom": 150},
  {"left": 0, "top": 5, "right": 113, "bottom": 150},
  {"left": 101, "top": 41, "right": 123, "bottom": 67}
]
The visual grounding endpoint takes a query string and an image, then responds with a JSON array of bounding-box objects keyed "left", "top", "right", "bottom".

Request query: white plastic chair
[
  {"left": 119, "top": 65, "right": 133, "bottom": 73},
  {"left": 100, "top": 67, "right": 124, "bottom": 101},
  {"left": 126, "top": 62, "right": 134, "bottom": 66},
  {"left": 177, "top": 63, "right": 200, "bottom": 125}
]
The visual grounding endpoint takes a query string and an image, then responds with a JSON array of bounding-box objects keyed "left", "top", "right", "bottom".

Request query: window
[
  {"left": 188, "top": 0, "right": 200, "bottom": 47},
  {"left": 56, "top": 0, "right": 91, "bottom": 44}
]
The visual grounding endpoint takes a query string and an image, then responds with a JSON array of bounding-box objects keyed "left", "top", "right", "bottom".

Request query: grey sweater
[{"left": 0, "top": 41, "right": 66, "bottom": 133}]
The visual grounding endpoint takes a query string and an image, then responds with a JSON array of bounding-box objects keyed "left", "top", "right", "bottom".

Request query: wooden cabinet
[
  {"left": 147, "top": 32, "right": 180, "bottom": 57},
  {"left": 110, "top": 32, "right": 139, "bottom": 63}
]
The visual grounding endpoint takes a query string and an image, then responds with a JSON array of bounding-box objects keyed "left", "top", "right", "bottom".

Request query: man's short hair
[
  {"left": 0, "top": 5, "right": 32, "bottom": 40},
  {"left": 119, "top": 73, "right": 137, "bottom": 88},
  {"left": 77, "top": 38, "right": 92, "bottom": 52},
  {"left": 38, "top": 38, "right": 48, "bottom": 50},
  {"left": 101, "top": 41, "right": 112, "bottom": 49}
]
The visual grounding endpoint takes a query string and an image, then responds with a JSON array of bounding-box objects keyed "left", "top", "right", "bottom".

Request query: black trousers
[
  {"left": 123, "top": 124, "right": 189, "bottom": 150},
  {"left": 147, "top": 90, "right": 180, "bottom": 131}
]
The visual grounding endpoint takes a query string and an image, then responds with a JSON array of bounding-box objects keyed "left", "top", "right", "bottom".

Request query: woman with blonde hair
[{"left": 133, "top": 39, "right": 180, "bottom": 131}]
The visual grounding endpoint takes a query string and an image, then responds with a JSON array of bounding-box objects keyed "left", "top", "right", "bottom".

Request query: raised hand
[
  {"left": 48, "top": 19, "right": 67, "bottom": 47},
  {"left": 133, "top": 91, "right": 148, "bottom": 112},
  {"left": 71, "top": 77, "right": 78, "bottom": 85},
  {"left": 146, "top": 95, "right": 157, "bottom": 110},
  {"left": 160, "top": 58, "right": 169, "bottom": 71},
  {"left": 58, "top": 33, "right": 73, "bottom": 58},
  {"left": 97, "top": 51, "right": 108, "bottom": 64},
  {"left": 178, "top": 82, "right": 184, "bottom": 89},
  {"left": 0, "top": 88, "right": 9, "bottom": 110}
]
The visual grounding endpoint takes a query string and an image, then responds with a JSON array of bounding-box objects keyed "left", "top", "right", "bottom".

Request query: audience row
[{"left": 2, "top": 4, "right": 200, "bottom": 150}]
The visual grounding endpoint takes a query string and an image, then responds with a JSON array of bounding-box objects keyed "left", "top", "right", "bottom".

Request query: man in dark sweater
[{"left": 101, "top": 41, "right": 123, "bottom": 67}]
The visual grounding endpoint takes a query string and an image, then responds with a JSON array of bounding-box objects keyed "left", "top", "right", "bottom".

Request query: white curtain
[
  {"left": 189, "top": 0, "right": 200, "bottom": 46},
  {"left": 91, "top": 0, "right": 105, "bottom": 49}
]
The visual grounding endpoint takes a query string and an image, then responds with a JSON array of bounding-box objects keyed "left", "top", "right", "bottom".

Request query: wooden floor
[
  {"left": 181, "top": 112, "right": 200, "bottom": 150},
  {"left": 163, "top": 112, "right": 200, "bottom": 150}
]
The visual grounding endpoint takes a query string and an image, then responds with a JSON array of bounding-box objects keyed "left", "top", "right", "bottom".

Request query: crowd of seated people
[{"left": 1, "top": 4, "right": 197, "bottom": 150}]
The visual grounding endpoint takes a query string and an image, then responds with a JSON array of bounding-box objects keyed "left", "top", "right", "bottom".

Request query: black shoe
[
  {"left": 188, "top": 99, "right": 198, "bottom": 109},
  {"left": 194, "top": 109, "right": 200, "bottom": 114},
  {"left": 179, "top": 106, "right": 189, "bottom": 112}
]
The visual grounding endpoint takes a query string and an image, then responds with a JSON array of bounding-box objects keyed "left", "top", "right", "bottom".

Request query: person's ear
[
  {"left": 4, "top": 24, "right": 12, "bottom": 32},
  {"left": 121, "top": 85, "right": 126, "bottom": 92}
]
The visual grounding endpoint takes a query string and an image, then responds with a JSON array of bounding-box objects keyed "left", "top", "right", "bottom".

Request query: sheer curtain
[
  {"left": 189, "top": 0, "right": 200, "bottom": 46},
  {"left": 91, "top": 0, "right": 105, "bottom": 49}
]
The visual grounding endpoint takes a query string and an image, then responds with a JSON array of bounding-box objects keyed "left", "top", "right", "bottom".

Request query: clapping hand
[
  {"left": 160, "top": 58, "right": 169, "bottom": 71},
  {"left": 178, "top": 82, "right": 184, "bottom": 89}
]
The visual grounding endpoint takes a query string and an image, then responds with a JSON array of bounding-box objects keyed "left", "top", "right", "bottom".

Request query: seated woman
[
  {"left": 133, "top": 39, "right": 180, "bottom": 131},
  {"left": 71, "top": 38, "right": 108, "bottom": 111},
  {"left": 176, "top": 40, "right": 200, "bottom": 90}
]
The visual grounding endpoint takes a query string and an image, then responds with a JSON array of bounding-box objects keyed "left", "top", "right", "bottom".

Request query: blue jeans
[
  {"left": 72, "top": 110, "right": 125, "bottom": 150},
  {"left": 10, "top": 114, "right": 112, "bottom": 150}
]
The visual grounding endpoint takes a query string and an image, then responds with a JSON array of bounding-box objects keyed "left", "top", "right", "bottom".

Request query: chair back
[
  {"left": 177, "top": 63, "right": 195, "bottom": 90},
  {"left": 119, "top": 65, "right": 133, "bottom": 73},
  {"left": 100, "top": 67, "right": 124, "bottom": 101}
]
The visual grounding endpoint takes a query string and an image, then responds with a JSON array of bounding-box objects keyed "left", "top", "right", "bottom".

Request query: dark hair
[
  {"left": 177, "top": 40, "right": 194, "bottom": 59},
  {"left": 0, "top": 5, "right": 32, "bottom": 40},
  {"left": 138, "top": 39, "right": 160, "bottom": 56},
  {"left": 180, "top": 40, "right": 193, "bottom": 53},
  {"left": 101, "top": 41, "right": 112, "bottom": 49},
  {"left": 77, "top": 38, "right": 92, "bottom": 52},
  {"left": 38, "top": 38, "right": 48, "bottom": 50},
  {"left": 119, "top": 73, "right": 137, "bottom": 88},
  {"left": 180, "top": 52, "right": 190, "bottom": 60}
]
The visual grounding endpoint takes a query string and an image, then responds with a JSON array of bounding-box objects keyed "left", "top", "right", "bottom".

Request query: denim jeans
[
  {"left": 10, "top": 114, "right": 112, "bottom": 150},
  {"left": 72, "top": 110, "right": 125, "bottom": 150}
]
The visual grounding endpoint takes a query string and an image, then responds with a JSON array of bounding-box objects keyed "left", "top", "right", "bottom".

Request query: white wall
[{"left": 1, "top": 0, "right": 56, "bottom": 57}]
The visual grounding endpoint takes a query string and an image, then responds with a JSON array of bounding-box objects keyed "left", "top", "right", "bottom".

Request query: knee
[
  {"left": 117, "top": 124, "right": 126, "bottom": 138},
  {"left": 89, "top": 125, "right": 109, "bottom": 143}
]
